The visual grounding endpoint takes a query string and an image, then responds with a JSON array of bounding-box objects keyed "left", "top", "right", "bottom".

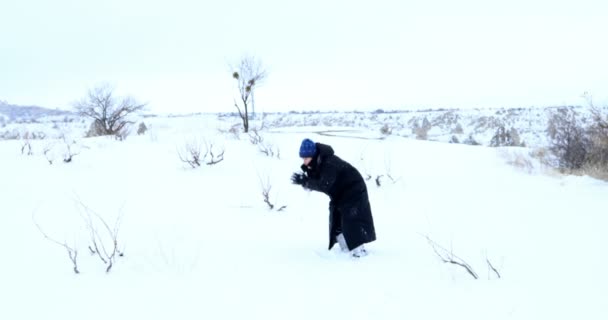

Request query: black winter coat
[{"left": 300, "top": 143, "right": 376, "bottom": 251}]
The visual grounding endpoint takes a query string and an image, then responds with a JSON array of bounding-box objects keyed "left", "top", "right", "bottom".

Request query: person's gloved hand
[
  {"left": 291, "top": 172, "right": 307, "bottom": 185},
  {"left": 300, "top": 164, "right": 309, "bottom": 173}
]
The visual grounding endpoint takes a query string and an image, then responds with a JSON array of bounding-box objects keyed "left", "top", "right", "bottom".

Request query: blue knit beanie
[{"left": 299, "top": 138, "right": 317, "bottom": 158}]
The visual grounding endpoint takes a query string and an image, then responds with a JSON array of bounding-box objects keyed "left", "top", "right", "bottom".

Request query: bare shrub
[
  {"left": 21, "top": 138, "right": 33, "bottom": 155},
  {"left": 77, "top": 201, "right": 124, "bottom": 273},
  {"left": 380, "top": 123, "right": 392, "bottom": 135},
  {"left": 178, "top": 139, "right": 203, "bottom": 168},
  {"left": 75, "top": 83, "right": 146, "bottom": 137},
  {"left": 206, "top": 143, "right": 225, "bottom": 165},
  {"left": 137, "top": 122, "right": 148, "bottom": 135},
  {"left": 463, "top": 134, "right": 480, "bottom": 146},
  {"left": 32, "top": 212, "right": 80, "bottom": 274},
  {"left": 449, "top": 135, "right": 460, "bottom": 144},
  {"left": 1, "top": 129, "right": 20, "bottom": 140},
  {"left": 259, "top": 142, "right": 280, "bottom": 159},
  {"left": 547, "top": 108, "right": 590, "bottom": 170},
  {"left": 114, "top": 124, "right": 131, "bottom": 141},
  {"left": 178, "top": 139, "right": 225, "bottom": 168},
  {"left": 583, "top": 94, "right": 608, "bottom": 176},
  {"left": 62, "top": 136, "right": 80, "bottom": 163},
  {"left": 412, "top": 117, "right": 431, "bottom": 140},
  {"left": 375, "top": 175, "right": 384, "bottom": 187},
  {"left": 490, "top": 126, "right": 522, "bottom": 147},
  {"left": 258, "top": 174, "right": 286, "bottom": 211},
  {"left": 424, "top": 235, "right": 478, "bottom": 279},
  {"left": 499, "top": 149, "right": 535, "bottom": 174},
  {"left": 248, "top": 129, "right": 263, "bottom": 145},
  {"left": 43, "top": 144, "right": 54, "bottom": 165},
  {"left": 451, "top": 123, "right": 464, "bottom": 134},
  {"left": 218, "top": 123, "right": 242, "bottom": 140}
]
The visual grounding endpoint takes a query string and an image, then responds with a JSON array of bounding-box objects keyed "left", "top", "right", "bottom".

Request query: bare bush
[
  {"left": 380, "top": 123, "right": 392, "bottom": 135},
  {"left": 583, "top": 93, "right": 608, "bottom": 175},
  {"left": 77, "top": 201, "right": 124, "bottom": 273},
  {"left": 114, "top": 124, "right": 131, "bottom": 141},
  {"left": 74, "top": 83, "right": 146, "bottom": 137},
  {"left": 451, "top": 123, "right": 464, "bottom": 134},
  {"left": 178, "top": 139, "right": 203, "bottom": 168},
  {"left": 258, "top": 174, "right": 286, "bottom": 211},
  {"left": 178, "top": 139, "right": 225, "bottom": 168},
  {"left": 412, "top": 117, "right": 431, "bottom": 140},
  {"left": 547, "top": 108, "right": 590, "bottom": 170},
  {"left": 424, "top": 235, "right": 478, "bottom": 279},
  {"left": 206, "top": 143, "right": 225, "bottom": 165},
  {"left": 21, "top": 139, "right": 33, "bottom": 156},
  {"left": 259, "top": 142, "right": 280, "bottom": 159},
  {"left": 499, "top": 149, "right": 535, "bottom": 174},
  {"left": 1, "top": 129, "right": 20, "bottom": 140},
  {"left": 33, "top": 212, "right": 80, "bottom": 274},
  {"left": 218, "top": 123, "right": 242, "bottom": 140},
  {"left": 137, "top": 122, "right": 148, "bottom": 135},
  {"left": 463, "top": 134, "right": 481, "bottom": 146},
  {"left": 248, "top": 129, "right": 263, "bottom": 145},
  {"left": 490, "top": 126, "right": 522, "bottom": 147},
  {"left": 62, "top": 136, "right": 80, "bottom": 163}
]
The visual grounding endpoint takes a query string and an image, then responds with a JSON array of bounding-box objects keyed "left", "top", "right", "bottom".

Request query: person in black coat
[{"left": 291, "top": 138, "right": 376, "bottom": 257}]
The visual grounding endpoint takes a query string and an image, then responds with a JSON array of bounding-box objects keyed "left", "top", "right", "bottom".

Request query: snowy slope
[{"left": 1, "top": 114, "right": 607, "bottom": 320}]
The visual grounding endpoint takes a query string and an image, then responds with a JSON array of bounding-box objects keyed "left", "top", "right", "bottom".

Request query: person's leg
[
  {"left": 351, "top": 244, "right": 368, "bottom": 258},
  {"left": 336, "top": 233, "right": 349, "bottom": 252}
]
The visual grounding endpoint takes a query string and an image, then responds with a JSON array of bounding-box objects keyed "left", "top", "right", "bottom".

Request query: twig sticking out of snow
[
  {"left": 32, "top": 212, "right": 80, "bottom": 274},
  {"left": 424, "top": 234, "right": 479, "bottom": 280}
]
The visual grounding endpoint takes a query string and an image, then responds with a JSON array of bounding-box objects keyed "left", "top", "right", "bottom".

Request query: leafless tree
[
  {"left": 231, "top": 56, "right": 267, "bottom": 133},
  {"left": 74, "top": 83, "right": 146, "bottom": 137},
  {"left": 32, "top": 212, "right": 80, "bottom": 274}
]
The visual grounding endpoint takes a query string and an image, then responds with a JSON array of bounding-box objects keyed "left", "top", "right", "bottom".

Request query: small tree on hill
[
  {"left": 547, "top": 107, "right": 590, "bottom": 170},
  {"left": 74, "top": 84, "right": 146, "bottom": 137},
  {"left": 231, "top": 56, "right": 266, "bottom": 133}
]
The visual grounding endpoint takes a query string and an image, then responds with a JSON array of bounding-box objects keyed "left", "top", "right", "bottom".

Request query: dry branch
[
  {"left": 486, "top": 258, "right": 501, "bottom": 279},
  {"left": 206, "top": 143, "right": 225, "bottom": 165},
  {"left": 258, "top": 173, "right": 286, "bottom": 211},
  {"left": 424, "top": 235, "right": 478, "bottom": 279},
  {"left": 177, "top": 141, "right": 202, "bottom": 168},
  {"left": 76, "top": 200, "right": 124, "bottom": 273},
  {"left": 32, "top": 213, "right": 79, "bottom": 274}
]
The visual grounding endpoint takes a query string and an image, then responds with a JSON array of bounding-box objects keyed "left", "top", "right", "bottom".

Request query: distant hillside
[
  {"left": 0, "top": 101, "right": 73, "bottom": 121},
  {"left": 240, "top": 105, "right": 604, "bottom": 148}
]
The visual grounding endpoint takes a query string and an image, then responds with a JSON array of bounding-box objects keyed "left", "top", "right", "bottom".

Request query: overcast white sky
[{"left": 2, "top": 0, "right": 607, "bottom": 113}]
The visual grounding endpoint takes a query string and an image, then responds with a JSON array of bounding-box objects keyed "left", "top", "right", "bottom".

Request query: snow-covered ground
[{"left": 1, "top": 114, "right": 607, "bottom": 320}]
